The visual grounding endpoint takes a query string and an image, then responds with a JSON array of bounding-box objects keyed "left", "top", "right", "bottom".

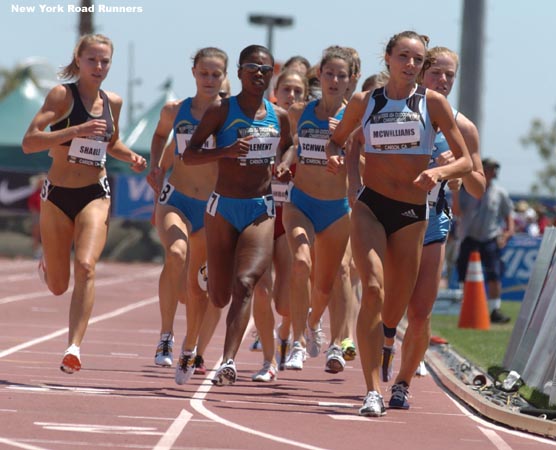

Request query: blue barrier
[
  {"left": 501, "top": 233, "right": 541, "bottom": 300},
  {"left": 112, "top": 174, "right": 155, "bottom": 220}
]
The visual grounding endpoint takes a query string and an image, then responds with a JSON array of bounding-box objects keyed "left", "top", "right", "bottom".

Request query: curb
[{"left": 425, "top": 345, "right": 556, "bottom": 439}]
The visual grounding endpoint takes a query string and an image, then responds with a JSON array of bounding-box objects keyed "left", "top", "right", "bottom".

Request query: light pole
[{"left": 248, "top": 14, "right": 293, "bottom": 56}]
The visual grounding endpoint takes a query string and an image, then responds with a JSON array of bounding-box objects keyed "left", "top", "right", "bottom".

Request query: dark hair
[
  {"left": 283, "top": 55, "right": 311, "bottom": 72},
  {"left": 192, "top": 47, "right": 228, "bottom": 71},
  {"left": 385, "top": 30, "right": 429, "bottom": 57},
  {"left": 319, "top": 46, "right": 355, "bottom": 77},
  {"left": 239, "top": 45, "right": 274, "bottom": 66},
  {"left": 383, "top": 31, "right": 429, "bottom": 74}
]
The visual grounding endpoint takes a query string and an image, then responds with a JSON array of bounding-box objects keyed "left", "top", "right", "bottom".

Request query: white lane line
[
  {"left": 152, "top": 409, "right": 192, "bottom": 450},
  {"left": 0, "top": 438, "right": 50, "bottom": 450},
  {"left": 0, "top": 297, "right": 157, "bottom": 358},
  {"left": 35, "top": 422, "right": 161, "bottom": 435},
  {"left": 0, "top": 269, "right": 159, "bottom": 305},
  {"left": 8, "top": 386, "right": 114, "bottom": 395},
  {"left": 318, "top": 401, "right": 354, "bottom": 408},
  {"left": 478, "top": 426, "right": 513, "bottom": 450},
  {"left": 182, "top": 319, "right": 331, "bottom": 450},
  {"left": 190, "top": 397, "right": 330, "bottom": 450},
  {"left": 444, "top": 391, "right": 556, "bottom": 446},
  {"left": 3, "top": 274, "right": 38, "bottom": 282},
  {"left": 328, "top": 415, "right": 406, "bottom": 423}
]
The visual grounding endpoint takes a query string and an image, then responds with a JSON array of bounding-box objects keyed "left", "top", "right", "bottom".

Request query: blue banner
[
  {"left": 501, "top": 233, "right": 542, "bottom": 300},
  {"left": 112, "top": 175, "right": 155, "bottom": 220}
]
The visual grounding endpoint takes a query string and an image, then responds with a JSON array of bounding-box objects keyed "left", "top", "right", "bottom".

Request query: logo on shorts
[{"left": 401, "top": 209, "right": 419, "bottom": 219}]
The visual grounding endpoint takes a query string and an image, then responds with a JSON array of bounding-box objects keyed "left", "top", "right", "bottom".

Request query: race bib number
[
  {"left": 427, "top": 182, "right": 442, "bottom": 205},
  {"left": 68, "top": 137, "right": 108, "bottom": 167},
  {"left": 158, "top": 182, "right": 175, "bottom": 204},
  {"left": 176, "top": 133, "right": 215, "bottom": 155},
  {"left": 237, "top": 126, "right": 279, "bottom": 166},
  {"left": 271, "top": 180, "right": 291, "bottom": 203}
]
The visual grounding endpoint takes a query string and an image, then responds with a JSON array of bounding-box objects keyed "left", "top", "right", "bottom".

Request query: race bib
[
  {"left": 176, "top": 133, "right": 215, "bottom": 155},
  {"left": 68, "top": 137, "right": 107, "bottom": 167}
]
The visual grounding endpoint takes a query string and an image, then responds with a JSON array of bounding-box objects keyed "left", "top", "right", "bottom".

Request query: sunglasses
[{"left": 240, "top": 63, "right": 274, "bottom": 75}]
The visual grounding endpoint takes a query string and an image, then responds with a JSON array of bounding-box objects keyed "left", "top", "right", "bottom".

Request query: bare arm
[
  {"left": 22, "top": 85, "right": 108, "bottom": 153},
  {"left": 326, "top": 91, "right": 368, "bottom": 174},
  {"left": 456, "top": 112, "right": 485, "bottom": 198},
  {"left": 274, "top": 105, "right": 294, "bottom": 181},
  {"left": 414, "top": 90, "right": 472, "bottom": 191},
  {"left": 345, "top": 127, "right": 364, "bottom": 206},
  {"left": 105, "top": 93, "right": 147, "bottom": 173},
  {"left": 147, "top": 101, "right": 177, "bottom": 193},
  {"left": 181, "top": 100, "right": 250, "bottom": 165}
]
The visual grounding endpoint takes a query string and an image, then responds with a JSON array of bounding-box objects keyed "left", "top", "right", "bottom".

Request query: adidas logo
[{"left": 401, "top": 209, "right": 419, "bottom": 219}]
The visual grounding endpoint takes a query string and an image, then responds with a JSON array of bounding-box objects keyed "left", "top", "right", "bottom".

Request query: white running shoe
[
  {"left": 197, "top": 263, "right": 208, "bottom": 291},
  {"left": 60, "top": 344, "right": 81, "bottom": 374},
  {"left": 284, "top": 341, "right": 305, "bottom": 370},
  {"left": 359, "top": 390, "right": 386, "bottom": 417},
  {"left": 175, "top": 350, "right": 196, "bottom": 385},
  {"left": 212, "top": 359, "right": 237, "bottom": 386},
  {"left": 37, "top": 257, "right": 47, "bottom": 284},
  {"left": 305, "top": 318, "right": 324, "bottom": 358},
  {"left": 155, "top": 332, "right": 174, "bottom": 367},
  {"left": 325, "top": 344, "right": 345, "bottom": 374},
  {"left": 252, "top": 360, "right": 277, "bottom": 382},
  {"left": 416, "top": 360, "right": 428, "bottom": 377}
]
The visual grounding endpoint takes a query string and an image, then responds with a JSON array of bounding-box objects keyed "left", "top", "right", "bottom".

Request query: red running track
[{"left": 0, "top": 257, "right": 554, "bottom": 450}]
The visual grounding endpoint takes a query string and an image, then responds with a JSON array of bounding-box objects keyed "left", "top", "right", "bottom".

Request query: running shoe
[
  {"left": 325, "top": 344, "right": 345, "bottom": 374},
  {"left": 416, "top": 360, "right": 428, "bottom": 377},
  {"left": 194, "top": 354, "right": 206, "bottom": 375},
  {"left": 60, "top": 344, "right": 81, "bottom": 374},
  {"left": 277, "top": 338, "right": 290, "bottom": 371},
  {"left": 197, "top": 263, "right": 208, "bottom": 292},
  {"left": 305, "top": 318, "right": 324, "bottom": 358},
  {"left": 252, "top": 360, "right": 277, "bottom": 382},
  {"left": 340, "top": 337, "right": 357, "bottom": 361},
  {"left": 37, "top": 257, "right": 47, "bottom": 284},
  {"left": 175, "top": 350, "right": 195, "bottom": 385},
  {"left": 491, "top": 308, "right": 511, "bottom": 324},
  {"left": 154, "top": 332, "right": 174, "bottom": 367},
  {"left": 388, "top": 382, "right": 410, "bottom": 409},
  {"left": 284, "top": 341, "right": 305, "bottom": 370},
  {"left": 212, "top": 359, "right": 237, "bottom": 386},
  {"left": 249, "top": 333, "right": 263, "bottom": 352},
  {"left": 359, "top": 391, "right": 386, "bottom": 417},
  {"left": 381, "top": 344, "right": 396, "bottom": 382}
]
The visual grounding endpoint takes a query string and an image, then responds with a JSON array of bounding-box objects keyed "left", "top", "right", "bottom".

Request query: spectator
[{"left": 454, "top": 157, "right": 514, "bottom": 323}]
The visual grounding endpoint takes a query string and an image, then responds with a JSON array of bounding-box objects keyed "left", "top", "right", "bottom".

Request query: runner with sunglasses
[{"left": 182, "top": 45, "right": 293, "bottom": 385}]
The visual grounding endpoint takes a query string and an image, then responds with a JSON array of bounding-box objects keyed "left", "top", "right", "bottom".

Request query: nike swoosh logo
[{"left": 0, "top": 180, "right": 36, "bottom": 205}]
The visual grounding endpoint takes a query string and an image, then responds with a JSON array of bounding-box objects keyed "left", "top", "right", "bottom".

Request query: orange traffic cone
[{"left": 458, "top": 251, "right": 490, "bottom": 330}]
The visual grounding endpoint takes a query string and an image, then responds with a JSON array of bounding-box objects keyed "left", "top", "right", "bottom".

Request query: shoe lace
[
  {"left": 179, "top": 354, "right": 192, "bottom": 371},
  {"left": 291, "top": 347, "right": 304, "bottom": 362},
  {"left": 391, "top": 383, "right": 409, "bottom": 400},
  {"left": 158, "top": 333, "right": 173, "bottom": 354},
  {"left": 364, "top": 392, "right": 383, "bottom": 409}
]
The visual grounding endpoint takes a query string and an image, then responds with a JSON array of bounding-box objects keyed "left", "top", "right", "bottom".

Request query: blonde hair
[
  {"left": 426, "top": 46, "right": 460, "bottom": 71},
  {"left": 58, "top": 34, "right": 114, "bottom": 80}
]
